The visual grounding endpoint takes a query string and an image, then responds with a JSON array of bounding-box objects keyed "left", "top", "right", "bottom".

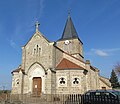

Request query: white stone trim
[{"left": 28, "top": 63, "right": 45, "bottom": 94}]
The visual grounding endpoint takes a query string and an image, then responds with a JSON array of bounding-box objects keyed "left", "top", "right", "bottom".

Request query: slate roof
[
  {"left": 56, "top": 58, "right": 85, "bottom": 69},
  {"left": 58, "top": 14, "right": 81, "bottom": 41}
]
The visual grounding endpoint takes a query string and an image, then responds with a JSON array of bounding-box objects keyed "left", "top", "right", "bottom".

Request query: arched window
[{"left": 33, "top": 45, "right": 42, "bottom": 55}]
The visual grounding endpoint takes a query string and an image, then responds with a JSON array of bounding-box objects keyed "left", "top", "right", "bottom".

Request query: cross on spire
[
  {"left": 35, "top": 21, "right": 40, "bottom": 32},
  {"left": 68, "top": 9, "right": 71, "bottom": 17}
]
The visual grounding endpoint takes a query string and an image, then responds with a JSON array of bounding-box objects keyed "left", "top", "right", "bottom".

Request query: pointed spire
[
  {"left": 59, "top": 12, "right": 79, "bottom": 40},
  {"left": 35, "top": 21, "right": 40, "bottom": 32}
]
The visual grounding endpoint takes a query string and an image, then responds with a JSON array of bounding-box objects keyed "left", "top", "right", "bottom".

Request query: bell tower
[{"left": 56, "top": 13, "right": 84, "bottom": 61}]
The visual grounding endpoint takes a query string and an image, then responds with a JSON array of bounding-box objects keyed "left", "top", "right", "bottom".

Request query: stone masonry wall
[
  {"left": 56, "top": 69, "right": 86, "bottom": 94},
  {"left": 22, "top": 32, "right": 53, "bottom": 73},
  {"left": 56, "top": 38, "right": 83, "bottom": 61},
  {"left": 11, "top": 72, "right": 23, "bottom": 94},
  {"left": 21, "top": 32, "right": 55, "bottom": 94}
]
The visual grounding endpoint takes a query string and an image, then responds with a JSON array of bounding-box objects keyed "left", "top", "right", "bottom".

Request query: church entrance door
[{"left": 32, "top": 77, "right": 42, "bottom": 96}]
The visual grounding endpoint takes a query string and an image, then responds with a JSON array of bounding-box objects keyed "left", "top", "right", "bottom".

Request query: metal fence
[
  {"left": 3, "top": 94, "right": 120, "bottom": 104},
  {"left": 9, "top": 94, "right": 81, "bottom": 104}
]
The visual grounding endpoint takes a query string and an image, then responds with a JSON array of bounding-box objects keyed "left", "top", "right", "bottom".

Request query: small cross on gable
[{"left": 35, "top": 21, "right": 40, "bottom": 32}]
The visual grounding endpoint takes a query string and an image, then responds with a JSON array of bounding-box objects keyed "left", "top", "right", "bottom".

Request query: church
[{"left": 11, "top": 14, "right": 111, "bottom": 96}]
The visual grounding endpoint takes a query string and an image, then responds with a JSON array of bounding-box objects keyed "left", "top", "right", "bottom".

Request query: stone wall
[
  {"left": 11, "top": 30, "right": 111, "bottom": 96},
  {"left": 99, "top": 76, "right": 111, "bottom": 89},
  {"left": 63, "top": 53, "right": 85, "bottom": 69},
  {"left": 56, "top": 38, "right": 83, "bottom": 61},
  {"left": 21, "top": 32, "right": 52, "bottom": 73},
  {"left": 85, "top": 62, "right": 100, "bottom": 91},
  {"left": 56, "top": 69, "right": 86, "bottom": 94},
  {"left": 11, "top": 71, "right": 23, "bottom": 94},
  {"left": 21, "top": 32, "right": 55, "bottom": 94}
]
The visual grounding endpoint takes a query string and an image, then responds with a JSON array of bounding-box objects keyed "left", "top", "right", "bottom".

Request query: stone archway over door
[{"left": 33, "top": 77, "right": 42, "bottom": 96}]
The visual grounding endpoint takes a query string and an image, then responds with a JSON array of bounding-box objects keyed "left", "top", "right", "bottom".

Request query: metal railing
[
  {"left": 3, "top": 94, "right": 120, "bottom": 104},
  {"left": 10, "top": 94, "right": 81, "bottom": 104}
]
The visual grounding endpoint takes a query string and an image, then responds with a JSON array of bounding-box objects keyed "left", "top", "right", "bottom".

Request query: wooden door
[{"left": 33, "top": 77, "right": 42, "bottom": 96}]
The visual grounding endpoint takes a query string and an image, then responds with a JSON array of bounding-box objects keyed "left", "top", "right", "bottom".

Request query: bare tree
[{"left": 114, "top": 62, "right": 120, "bottom": 76}]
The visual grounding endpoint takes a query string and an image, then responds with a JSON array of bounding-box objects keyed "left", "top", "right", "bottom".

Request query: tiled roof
[
  {"left": 56, "top": 58, "right": 84, "bottom": 69},
  {"left": 11, "top": 67, "right": 25, "bottom": 74}
]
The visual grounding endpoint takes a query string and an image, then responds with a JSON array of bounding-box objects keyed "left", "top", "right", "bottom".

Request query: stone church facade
[{"left": 11, "top": 14, "right": 111, "bottom": 95}]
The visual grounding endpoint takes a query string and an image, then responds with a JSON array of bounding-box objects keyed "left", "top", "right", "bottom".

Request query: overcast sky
[{"left": 0, "top": 0, "right": 120, "bottom": 89}]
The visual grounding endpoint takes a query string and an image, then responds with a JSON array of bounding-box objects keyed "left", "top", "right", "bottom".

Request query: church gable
[
  {"left": 24, "top": 21, "right": 50, "bottom": 48},
  {"left": 21, "top": 32, "right": 51, "bottom": 71},
  {"left": 24, "top": 32, "right": 49, "bottom": 49},
  {"left": 21, "top": 22, "right": 54, "bottom": 73}
]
